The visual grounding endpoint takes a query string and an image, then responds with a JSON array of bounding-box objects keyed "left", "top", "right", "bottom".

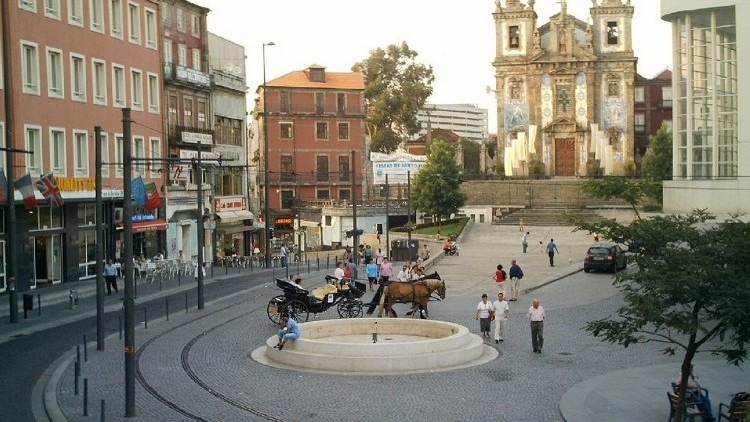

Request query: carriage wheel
[
  {"left": 266, "top": 295, "right": 286, "bottom": 324},
  {"left": 287, "top": 299, "right": 309, "bottom": 322},
  {"left": 337, "top": 299, "right": 363, "bottom": 319}
]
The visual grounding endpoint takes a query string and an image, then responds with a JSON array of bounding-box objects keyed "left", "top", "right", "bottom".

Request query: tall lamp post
[{"left": 262, "top": 41, "right": 275, "bottom": 268}]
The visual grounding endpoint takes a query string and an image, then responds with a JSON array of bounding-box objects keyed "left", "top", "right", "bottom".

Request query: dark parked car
[{"left": 583, "top": 243, "right": 627, "bottom": 273}]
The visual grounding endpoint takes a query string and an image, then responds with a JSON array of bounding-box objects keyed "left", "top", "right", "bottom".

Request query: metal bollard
[
  {"left": 69, "top": 289, "right": 78, "bottom": 309},
  {"left": 185, "top": 291, "right": 189, "bottom": 313},
  {"left": 74, "top": 362, "right": 80, "bottom": 395},
  {"left": 37, "top": 294, "right": 41, "bottom": 317},
  {"left": 166, "top": 298, "right": 170, "bottom": 321},
  {"left": 118, "top": 313, "right": 122, "bottom": 340},
  {"left": 100, "top": 399, "right": 105, "bottom": 422},
  {"left": 83, "top": 378, "right": 88, "bottom": 416},
  {"left": 144, "top": 307, "right": 148, "bottom": 329},
  {"left": 83, "top": 334, "right": 88, "bottom": 362}
]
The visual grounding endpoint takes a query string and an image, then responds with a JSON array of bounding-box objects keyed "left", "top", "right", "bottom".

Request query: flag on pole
[
  {"left": 132, "top": 176, "right": 147, "bottom": 207},
  {"left": 144, "top": 181, "right": 162, "bottom": 211},
  {"left": 0, "top": 170, "right": 7, "bottom": 204},
  {"left": 16, "top": 174, "right": 38, "bottom": 210},
  {"left": 35, "top": 173, "right": 64, "bottom": 208}
]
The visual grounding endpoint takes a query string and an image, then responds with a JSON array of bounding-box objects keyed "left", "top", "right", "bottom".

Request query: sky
[{"left": 192, "top": 0, "right": 672, "bottom": 131}]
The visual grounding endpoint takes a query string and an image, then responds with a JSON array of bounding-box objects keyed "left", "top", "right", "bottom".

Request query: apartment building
[{"left": 0, "top": 0, "right": 164, "bottom": 292}]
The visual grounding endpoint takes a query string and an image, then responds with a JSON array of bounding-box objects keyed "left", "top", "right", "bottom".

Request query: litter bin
[
  {"left": 23, "top": 293, "right": 33, "bottom": 311},
  {"left": 69, "top": 289, "right": 78, "bottom": 309}
]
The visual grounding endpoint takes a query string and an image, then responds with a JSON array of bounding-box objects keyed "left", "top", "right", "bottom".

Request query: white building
[
  {"left": 416, "top": 104, "right": 489, "bottom": 142},
  {"left": 661, "top": 0, "right": 750, "bottom": 215}
]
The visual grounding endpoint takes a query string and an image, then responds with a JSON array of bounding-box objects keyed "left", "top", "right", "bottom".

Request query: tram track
[{"left": 134, "top": 298, "right": 283, "bottom": 421}]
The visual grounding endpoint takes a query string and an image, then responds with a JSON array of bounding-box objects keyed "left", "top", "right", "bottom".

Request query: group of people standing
[{"left": 476, "top": 294, "right": 546, "bottom": 353}]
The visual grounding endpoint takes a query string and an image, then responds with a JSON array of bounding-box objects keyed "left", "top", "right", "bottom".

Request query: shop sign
[
  {"left": 215, "top": 196, "right": 246, "bottom": 212},
  {"left": 275, "top": 217, "right": 293, "bottom": 225},
  {"left": 57, "top": 177, "right": 96, "bottom": 191},
  {"left": 181, "top": 131, "right": 214, "bottom": 145},
  {"left": 179, "top": 149, "right": 221, "bottom": 164}
]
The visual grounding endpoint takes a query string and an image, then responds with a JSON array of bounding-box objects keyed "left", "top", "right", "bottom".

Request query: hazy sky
[{"left": 192, "top": 0, "right": 672, "bottom": 130}]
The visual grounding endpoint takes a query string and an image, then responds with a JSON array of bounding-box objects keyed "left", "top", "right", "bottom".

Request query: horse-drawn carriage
[
  {"left": 266, "top": 276, "right": 366, "bottom": 323},
  {"left": 366, "top": 272, "right": 446, "bottom": 319}
]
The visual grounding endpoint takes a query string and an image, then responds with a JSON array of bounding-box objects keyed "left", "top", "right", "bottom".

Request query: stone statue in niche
[
  {"left": 559, "top": 29, "right": 567, "bottom": 53},
  {"left": 586, "top": 24, "right": 594, "bottom": 49}
]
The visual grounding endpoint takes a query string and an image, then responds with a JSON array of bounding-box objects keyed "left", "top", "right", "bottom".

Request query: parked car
[{"left": 583, "top": 243, "right": 627, "bottom": 273}]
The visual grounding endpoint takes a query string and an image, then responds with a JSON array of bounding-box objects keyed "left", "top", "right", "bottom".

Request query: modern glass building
[{"left": 661, "top": 0, "right": 749, "bottom": 214}]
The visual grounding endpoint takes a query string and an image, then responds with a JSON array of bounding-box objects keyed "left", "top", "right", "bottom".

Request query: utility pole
[
  {"left": 195, "top": 142, "right": 204, "bottom": 310},
  {"left": 351, "top": 150, "right": 358, "bottom": 265},
  {"left": 407, "top": 170, "right": 412, "bottom": 262},
  {"left": 3, "top": 0, "right": 19, "bottom": 323},
  {"left": 95, "top": 127, "right": 104, "bottom": 350},
  {"left": 122, "top": 109, "right": 136, "bottom": 417}
]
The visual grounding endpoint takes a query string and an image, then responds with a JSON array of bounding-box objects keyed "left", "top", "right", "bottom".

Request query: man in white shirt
[
  {"left": 491, "top": 292, "right": 509, "bottom": 343},
  {"left": 280, "top": 244, "right": 288, "bottom": 268},
  {"left": 526, "top": 298, "right": 545, "bottom": 353}
]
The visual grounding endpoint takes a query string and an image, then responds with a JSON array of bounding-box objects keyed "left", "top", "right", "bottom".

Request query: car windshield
[{"left": 589, "top": 247, "right": 611, "bottom": 254}]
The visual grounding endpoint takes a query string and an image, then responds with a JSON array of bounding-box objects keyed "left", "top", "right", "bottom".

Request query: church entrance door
[{"left": 554, "top": 138, "right": 576, "bottom": 176}]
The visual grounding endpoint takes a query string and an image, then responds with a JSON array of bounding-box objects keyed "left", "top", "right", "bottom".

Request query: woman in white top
[{"left": 475, "top": 294, "right": 493, "bottom": 339}]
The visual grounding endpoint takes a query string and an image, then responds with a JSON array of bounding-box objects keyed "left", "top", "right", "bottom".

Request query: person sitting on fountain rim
[{"left": 274, "top": 314, "right": 301, "bottom": 351}]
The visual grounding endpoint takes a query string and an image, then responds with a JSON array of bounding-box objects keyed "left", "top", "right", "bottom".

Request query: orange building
[
  {"left": 1, "top": 0, "right": 164, "bottom": 291},
  {"left": 258, "top": 65, "right": 366, "bottom": 240}
]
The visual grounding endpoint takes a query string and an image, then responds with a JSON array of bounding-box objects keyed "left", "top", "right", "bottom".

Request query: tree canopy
[
  {"left": 411, "top": 139, "right": 466, "bottom": 220},
  {"left": 352, "top": 42, "right": 434, "bottom": 140},
  {"left": 368, "top": 128, "right": 402, "bottom": 154},
  {"left": 641, "top": 123, "right": 673, "bottom": 204}
]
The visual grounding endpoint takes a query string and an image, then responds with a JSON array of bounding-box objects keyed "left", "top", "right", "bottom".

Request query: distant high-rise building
[
  {"left": 416, "top": 104, "right": 489, "bottom": 142},
  {"left": 661, "top": 0, "right": 748, "bottom": 214}
]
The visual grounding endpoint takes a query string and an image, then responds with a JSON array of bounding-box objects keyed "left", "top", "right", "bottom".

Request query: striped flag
[
  {"left": 144, "top": 181, "right": 162, "bottom": 211},
  {"left": 16, "top": 174, "right": 38, "bottom": 210},
  {"left": 35, "top": 173, "right": 64, "bottom": 208}
]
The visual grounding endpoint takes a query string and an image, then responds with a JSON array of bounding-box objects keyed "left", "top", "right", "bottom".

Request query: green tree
[
  {"left": 641, "top": 123, "right": 673, "bottom": 203},
  {"left": 572, "top": 210, "right": 750, "bottom": 420},
  {"left": 411, "top": 139, "right": 467, "bottom": 221},
  {"left": 369, "top": 128, "right": 402, "bottom": 154},
  {"left": 459, "top": 139, "right": 480, "bottom": 175},
  {"left": 352, "top": 42, "right": 434, "bottom": 139}
]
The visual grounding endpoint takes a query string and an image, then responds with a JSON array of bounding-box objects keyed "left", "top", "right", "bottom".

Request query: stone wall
[{"left": 461, "top": 180, "right": 632, "bottom": 208}]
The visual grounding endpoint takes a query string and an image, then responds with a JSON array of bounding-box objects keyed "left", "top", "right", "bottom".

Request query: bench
[
  {"left": 718, "top": 393, "right": 750, "bottom": 422},
  {"left": 668, "top": 392, "right": 703, "bottom": 422}
]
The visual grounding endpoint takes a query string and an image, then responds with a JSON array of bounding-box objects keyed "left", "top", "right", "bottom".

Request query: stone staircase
[{"left": 494, "top": 207, "right": 603, "bottom": 227}]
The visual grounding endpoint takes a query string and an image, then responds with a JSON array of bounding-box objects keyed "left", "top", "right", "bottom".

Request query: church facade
[{"left": 491, "top": 0, "right": 637, "bottom": 177}]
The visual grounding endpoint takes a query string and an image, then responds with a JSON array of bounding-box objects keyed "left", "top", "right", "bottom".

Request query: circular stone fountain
[{"left": 250, "top": 318, "right": 497, "bottom": 375}]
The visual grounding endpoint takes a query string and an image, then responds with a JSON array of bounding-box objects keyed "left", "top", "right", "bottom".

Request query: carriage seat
[{"left": 311, "top": 284, "right": 339, "bottom": 301}]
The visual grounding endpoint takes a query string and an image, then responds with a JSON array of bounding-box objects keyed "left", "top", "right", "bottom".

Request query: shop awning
[
  {"left": 216, "top": 211, "right": 253, "bottom": 223},
  {"left": 131, "top": 220, "right": 169, "bottom": 233},
  {"left": 216, "top": 225, "right": 257, "bottom": 234}
]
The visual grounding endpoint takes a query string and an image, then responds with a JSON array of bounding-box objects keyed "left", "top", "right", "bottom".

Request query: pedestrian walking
[
  {"left": 522, "top": 231, "right": 530, "bottom": 253},
  {"left": 526, "top": 298, "right": 545, "bottom": 353},
  {"left": 508, "top": 259, "right": 524, "bottom": 302},
  {"left": 475, "top": 294, "right": 493, "bottom": 339},
  {"left": 104, "top": 258, "right": 119, "bottom": 295},
  {"left": 519, "top": 219, "right": 525, "bottom": 232},
  {"left": 379, "top": 258, "right": 393, "bottom": 284},
  {"left": 491, "top": 292, "right": 509, "bottom": 343},
  {"left": 546, "top": 239, "right": 560, "bottom": 267},
  {"left": 280, "top": 243, "right": 288, "bottom": 268},
  {"left": 366, "top": 260, "right": 378, "bottom": 291},
  {"left": 493, "top": 264, "right": 507, "bottom": 296},
  {"left": 538, "top": 240, "right": 544, "bottom": 253}
]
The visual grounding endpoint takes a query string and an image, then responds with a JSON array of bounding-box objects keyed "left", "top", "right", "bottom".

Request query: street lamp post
[{"left": 262, "top": 41, "right": 275, "bottom": 268}]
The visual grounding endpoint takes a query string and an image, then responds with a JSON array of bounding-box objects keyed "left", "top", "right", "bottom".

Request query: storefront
[{"left": 214, "top": 196, "right": 254, "bottom": 258}]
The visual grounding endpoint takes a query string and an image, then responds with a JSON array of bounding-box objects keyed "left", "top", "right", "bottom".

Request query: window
[
  {"left": 338, "top": 155, "right": 350, "bottom": 181},
  {"left": 19, "top": 0, "right": 37, "bottom": 13},
  {"left": 315, "top": 92, "right": 325, "bottom": 114},
  {"left": 147, "top": 73, "right": 159, "bottom": 113},
  {"left": 99, "top": 132, "right": 109, "bottom": 177},
  {"left": 161, "top": 2, "right": 170, "bottom": 25},
  {"left": 215, "top": 116, "right": 241, "bottom": 145},
  {"left": 163, "top": 40, "right": 172, "bottom": 63},
  {"left": 555, "top": 85, "right": 571, "bottom": 115},
  {"left": 93, "top": 59, "right": 107, "bottom": 105},
  {"left": 133, "top": 136, "right": 144, "bottom": 174},
  {"left": 634, "top": 86, "right": 645, "bottom": 103},
  {"left": 47, "top": 48, "right": 64, "bottom": 98},
  {"left": 183, "top": 97, "right": 192, "bottom": 126},
  {"left": 508, "top": 25, "right": 520, "bottom": 49},
  {"left": 21, "top": 41, "right": 40, "bottom": 94},
  {"left": 110, "top": 0, "right": 123, "bottom": 38},
  {"left": 74, "top": 130, "right": 88, "bottom": 176},
  {"left": 662, "top": 120, "right": 673, "bottom": 131},
  {"left": 168, "top": 95, "right": 178, "bottom": 130},
  {"left": 662, "top": 86, "right": 673, "bottom": 108},
  {"left": 197, "top": 100, "right": 206, "bottom": 128},
  {"left": 69, "top": 0, "right": 83, "bottom": 25},
  {"left": 316, "top": 189, "right": 330, "bottom": 200},
  {"left": 280, "top": 190, "right": 294, "bottom": 209},
  {"left": 280, "top": 91, "right": 291, "bottom": 113},
  {"left": 339, "top": 189, "right": 350, "bottom": 200},
  {"left": 607, "top": 21, "right": 619, "bottom": 45},
  {"left": 45, "top": 0, "right": 60, "bottom": 19},
  {"left": 25, "top": 125, "right": 43, "bottom": 174},
  {"left": 635, "top": 113, "right": 646, "bottom": 133},
  {"left": 149, "top": 137, "right": 161, "bottom": 175},
  {"left": 279, "top": 122, "right": 293, "bottom": 139},
  {"left": 112, "top": 64, "right": 125, "bottom": 107},
  {"left": 130, "top": 68, "right": 143, "bottom": 110},
  {"left": 145, "top": 8, "right": 156, "bottom": 49},
  {"left": 115, "top": 134, "right": 123, "bottom": 177},
  {"left": 175, "top": 7, "right": 184, "bottom": 32},
  {"left": 128, "top": 2, "right": 140, "bottom": 43},
  {"left": 177, "top": 44, "right": 187, "bottom": 66},
  {"left": 280, "top": 155, "right": 294, "bottom": 182},
  {"left": 316, "top": 122, "right": 328, "bottom": 140},
  {"left": 191, "top": 13, "right": 200, "bottom": 37},
  {"left": 310, "top": 68, "right": 324, "bottom": 82},
  {"left": 337, "top": 93, "right": 346, "bottom": 114},
  {"left": 50, "top": 128, "right": 66, "bottom": 174},
  {"left": 70, "top": 53, "right": 86, "bottom": 102},
  {"left": 337, "top": 122, "right": 349, "bottom": 141},
  {"left": 90, "top": 0, "right": 104, "bottom": 31},
  {"left": 316, "top": 155, "right": 329, "bottom": 182},
  {"left": 191, "top": 48, "right": 200, "bottom": 70}
]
